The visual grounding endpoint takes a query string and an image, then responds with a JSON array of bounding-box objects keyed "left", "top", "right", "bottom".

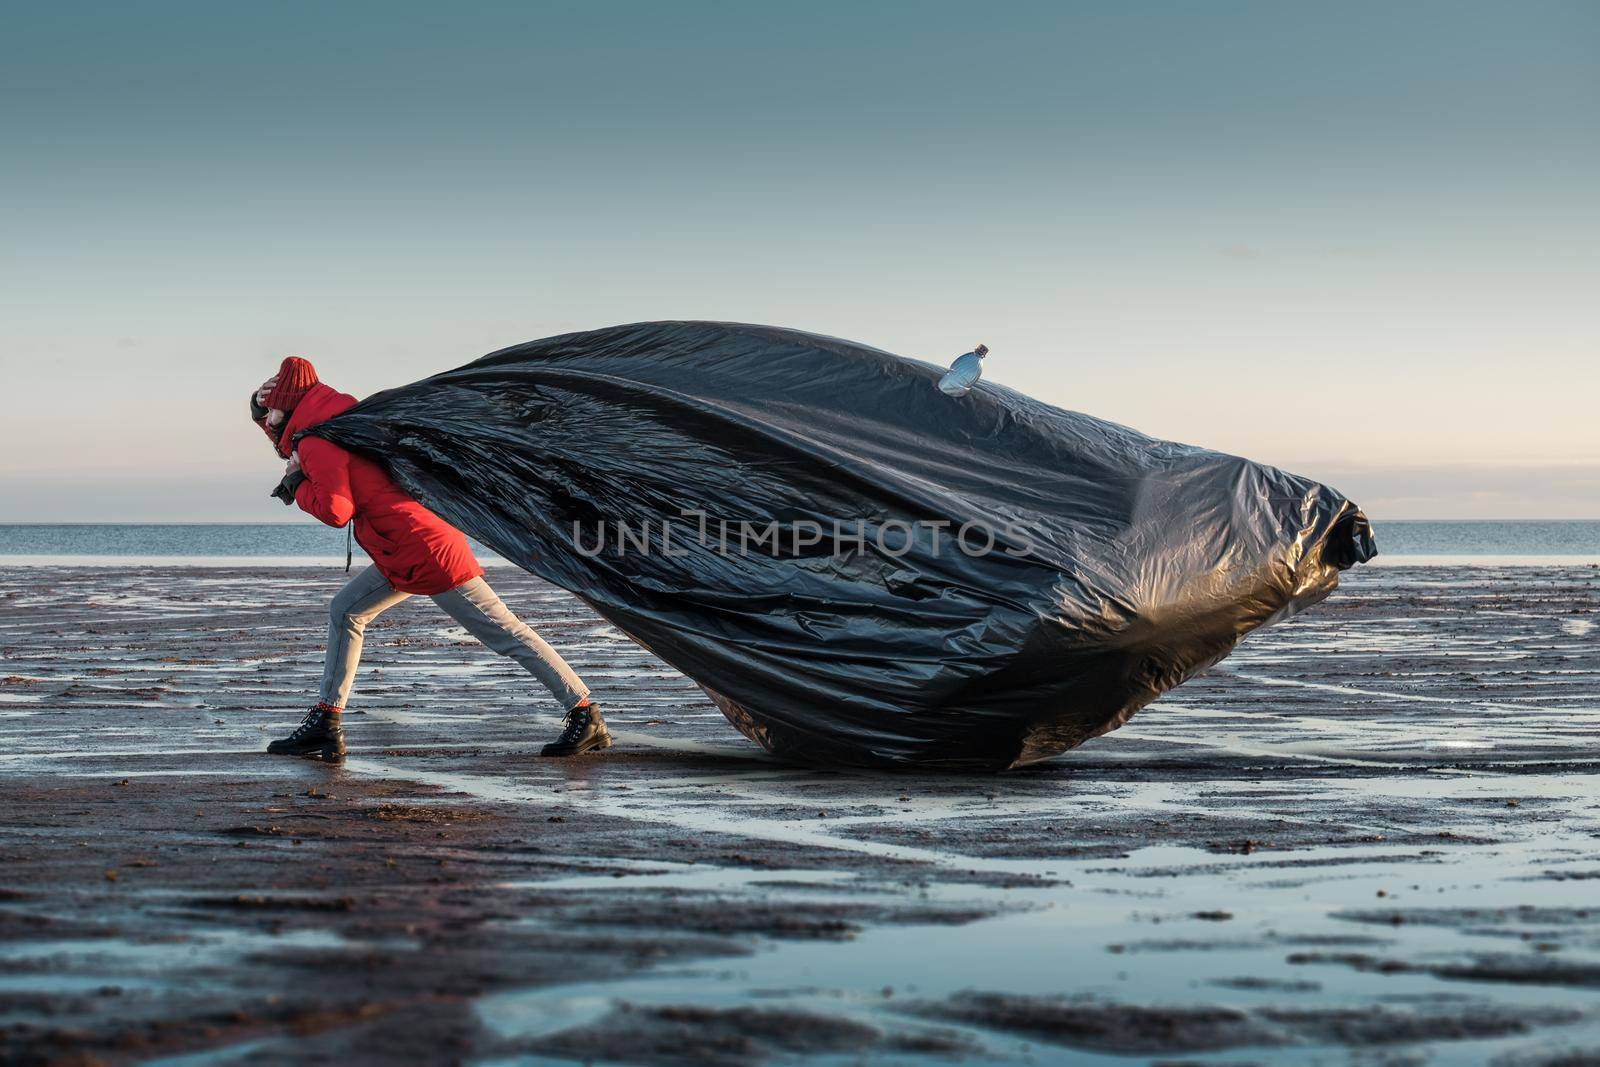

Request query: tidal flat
[{"left": 1, "top": 563, "right": 1597, "bottom": 1065}]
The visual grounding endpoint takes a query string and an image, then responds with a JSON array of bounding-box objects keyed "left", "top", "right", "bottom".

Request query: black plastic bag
[{"left": 307, "top": 321, "right": 1374, "bottom": 770}]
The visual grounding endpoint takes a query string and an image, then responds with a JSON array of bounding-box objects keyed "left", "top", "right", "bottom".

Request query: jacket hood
[{"left": 278, "top": 382, "right": 357, "bottom": 458}]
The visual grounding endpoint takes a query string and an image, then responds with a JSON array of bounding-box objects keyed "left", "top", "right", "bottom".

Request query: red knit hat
[{"left": 263, "top": 357, "right": 318, "bottom": 412}]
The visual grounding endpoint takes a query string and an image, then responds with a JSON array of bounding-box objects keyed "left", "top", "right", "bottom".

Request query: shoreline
[{"left": 1, "top": 553, "right": 1597, "bottom": 568}]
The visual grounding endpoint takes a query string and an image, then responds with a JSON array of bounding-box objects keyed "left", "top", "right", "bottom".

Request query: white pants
[{"left": 319, "top": 565, "right": 590, "bottom": 711}]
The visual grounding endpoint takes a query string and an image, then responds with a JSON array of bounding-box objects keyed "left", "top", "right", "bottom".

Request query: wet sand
[{"left": 1, "top": 562, "right": 1597, "bottom": 1065}]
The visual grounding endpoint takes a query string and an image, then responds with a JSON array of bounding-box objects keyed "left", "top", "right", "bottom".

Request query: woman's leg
[
  {"left": 320, "top": 564, "right": 412, "bottom": 708},
  {"left": 430, "top": 577, "right": 591, "bottom": 710}
]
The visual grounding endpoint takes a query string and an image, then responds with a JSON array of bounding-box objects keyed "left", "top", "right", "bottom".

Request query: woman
[{"left": 251, "top": 356, "right": 610, "bottom": 761}]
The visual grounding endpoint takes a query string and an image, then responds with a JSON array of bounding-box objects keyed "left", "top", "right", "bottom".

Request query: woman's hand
[{"left": 271, "top": 450, "right": 306, "bottom": 506}]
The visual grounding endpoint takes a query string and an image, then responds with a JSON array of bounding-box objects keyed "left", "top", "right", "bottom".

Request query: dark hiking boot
[
  {"left": 267, "top": 704, "right": 346, "bottom": 762},
  {"left": 540, "top": 703, "right": 612, "bottom": 757}
]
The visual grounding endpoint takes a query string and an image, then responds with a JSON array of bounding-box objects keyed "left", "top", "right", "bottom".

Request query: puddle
[
  {"left": 0, "top": 927, "right": 346, "bottom": 970},
  {"left": 338, "top": 742, "right": 1600, "bottom": 1063},
  {"left": 473, "top": 840, "right": 1600, "bottom": 1064},
  {"left": 141, "top": 1039, "right": 279, "bottom": 1067},
  {"left": 0, "top": 927, "right": 358, "bottom": 1004}
]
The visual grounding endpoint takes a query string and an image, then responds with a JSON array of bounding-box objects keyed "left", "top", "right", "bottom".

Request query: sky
[{"left": 1, "top": 1, "right": 1596, "bottom": 521}]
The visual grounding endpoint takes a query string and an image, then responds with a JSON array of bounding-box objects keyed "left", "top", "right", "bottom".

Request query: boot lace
[
  {"left": 286, "top": 704, "right": 335, "bottom": 742},
  {"left": 556, "top": 707, "right": 591, "bottom": 744}
]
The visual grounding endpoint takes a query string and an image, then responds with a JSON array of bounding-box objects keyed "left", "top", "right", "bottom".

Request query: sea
[{"left": 0, "top": 521, "right": 1598, "bottom": 567}]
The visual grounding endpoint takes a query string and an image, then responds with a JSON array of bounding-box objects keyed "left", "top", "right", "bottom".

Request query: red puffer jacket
[{"left": 282, "top": 383, "right": 483, "bottom": 595}]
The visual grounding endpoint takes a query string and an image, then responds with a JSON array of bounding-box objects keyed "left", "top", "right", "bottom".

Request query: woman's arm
[{"left": 293, "top": 437, "right": 356, "bottom": 528}]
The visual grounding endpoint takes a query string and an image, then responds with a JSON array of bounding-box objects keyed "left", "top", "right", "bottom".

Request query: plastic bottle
[{"left": 938, "top": 344, "right": 989, "bottom": 397}]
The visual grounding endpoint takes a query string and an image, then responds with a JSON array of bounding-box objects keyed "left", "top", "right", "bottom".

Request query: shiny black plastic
[{"left": 307, "top": 321, "right": 1375, "bottom": 770}]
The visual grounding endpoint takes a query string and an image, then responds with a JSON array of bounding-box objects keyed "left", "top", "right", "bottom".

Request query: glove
[
  {"left": 254, "top": 376, "right": 277, "bottom": 408},
  {"left": 270, "top": 470, "right": 307, "bottom": 505},
  {"left": 252, "top": 382, "right": 289, "bottom": 453}
]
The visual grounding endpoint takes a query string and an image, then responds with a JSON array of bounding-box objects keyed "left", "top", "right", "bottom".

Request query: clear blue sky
[{"left": 1, "top": 1, "right": 1595, "bottom": 520}]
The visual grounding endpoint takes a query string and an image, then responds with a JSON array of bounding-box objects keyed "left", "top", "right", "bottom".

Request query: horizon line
[{"left": 4, "top": 518, "right": 1600, "bottom": 527}]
